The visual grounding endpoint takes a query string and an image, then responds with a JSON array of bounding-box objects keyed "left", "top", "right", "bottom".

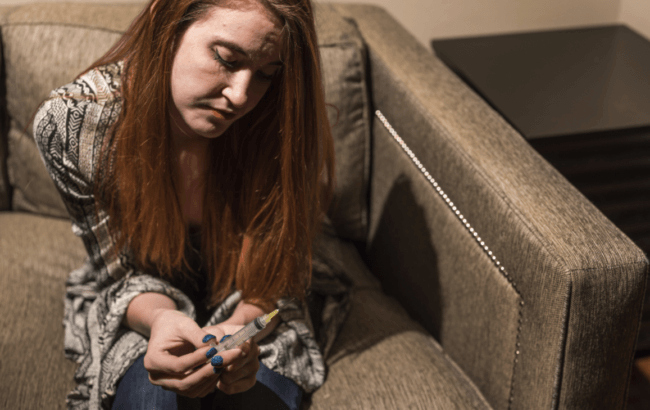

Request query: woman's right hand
[{"left": 142, "top": 309, "right": 222, "bottom": 398}]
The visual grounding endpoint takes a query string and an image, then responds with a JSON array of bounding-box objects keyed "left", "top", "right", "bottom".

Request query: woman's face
[{"left": 169, "top": 0, "right": 283, "bottom": 143}]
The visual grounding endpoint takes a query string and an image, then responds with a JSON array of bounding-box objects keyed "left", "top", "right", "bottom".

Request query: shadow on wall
[{"left": 368, "top": 175, "right": 443, "bottom": 341}]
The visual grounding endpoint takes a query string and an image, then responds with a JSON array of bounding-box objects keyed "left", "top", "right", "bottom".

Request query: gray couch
[{"left": 0, "top": 2, "right": 647, "bottom": 409}]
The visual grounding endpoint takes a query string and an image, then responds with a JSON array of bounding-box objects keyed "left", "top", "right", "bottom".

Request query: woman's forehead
[
  {"left": 193, "top": 1, "right": 283, "bottom": 57},
  {"left": 202, "top": 0, "right": 281, "bottom": 28}
]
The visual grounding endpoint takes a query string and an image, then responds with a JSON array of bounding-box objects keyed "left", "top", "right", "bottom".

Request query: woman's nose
[{"left": 222, "top": 70, "right": 253, "bottom": 109}]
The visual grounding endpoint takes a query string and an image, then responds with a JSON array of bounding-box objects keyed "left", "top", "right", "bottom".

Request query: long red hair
[{"left": 91, "top": 0, "right": 334, "bottom": 308}]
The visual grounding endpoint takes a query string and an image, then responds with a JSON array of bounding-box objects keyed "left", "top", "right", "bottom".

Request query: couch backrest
[{"left": 0, "top": 2, "right": 371, "bottom": 242}]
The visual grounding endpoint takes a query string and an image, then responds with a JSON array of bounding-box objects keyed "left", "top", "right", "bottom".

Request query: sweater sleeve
[{"left": 33, "top": 66, "right": 195, "bottom": 409}]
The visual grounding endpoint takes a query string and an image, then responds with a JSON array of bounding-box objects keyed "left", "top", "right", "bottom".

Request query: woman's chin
[
  {"left": 188, "top": 123, "right": 230, "bottom": 141},
  {"left": 201, "top": 119, "right": 233, "bottom": 138}
]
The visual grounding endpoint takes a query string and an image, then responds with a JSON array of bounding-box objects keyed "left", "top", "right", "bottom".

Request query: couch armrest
[{"left": 334, "top": 4, "right": 648, "bottom": 410}]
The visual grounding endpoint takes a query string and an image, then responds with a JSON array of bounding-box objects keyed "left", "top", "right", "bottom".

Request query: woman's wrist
[
  {"left": 123, "top": 292, "right": 178, "bottom": 337},
  {"left": 223, "top": 300, "right": 266, "bottom": 326}
]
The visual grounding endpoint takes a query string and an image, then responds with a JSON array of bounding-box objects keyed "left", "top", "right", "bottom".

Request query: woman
[{"left": 34, "top": 0, "right": 338, "bottom": 408}]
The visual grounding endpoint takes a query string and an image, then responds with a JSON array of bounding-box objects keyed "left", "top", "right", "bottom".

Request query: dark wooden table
[{"left": 432, "top": 25, "right": 650, "bottom": 140}]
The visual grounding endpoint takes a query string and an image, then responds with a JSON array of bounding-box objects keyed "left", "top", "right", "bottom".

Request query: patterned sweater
[{"left": 34, "top": 62, "right": 351, "bottom": 409}]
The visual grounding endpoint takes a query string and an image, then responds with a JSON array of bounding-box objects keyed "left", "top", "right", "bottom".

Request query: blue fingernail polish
[
  {"left": 213, "top": 367, "right": 223, "bottom": 375},
  {"left": 211, "top": 355, "right": 223, "bottom": 366},
  {"left": 206, "top": 347, "right": 217, "bottom": 359},
  {"left": 202, "top": 334, "right": 216, "bottom": 343},
  {"left": 220, "top": 335, "right": 231, "bottom": 343}
]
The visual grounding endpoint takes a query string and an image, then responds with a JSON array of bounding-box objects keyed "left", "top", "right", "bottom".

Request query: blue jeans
[{"left": 111, "top": 354, "right": 302, "bottom": 410}]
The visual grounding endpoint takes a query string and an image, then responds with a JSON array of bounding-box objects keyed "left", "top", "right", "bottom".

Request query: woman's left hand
[{"left": 202, "top": 323, "right": 261, "bottom": 395}]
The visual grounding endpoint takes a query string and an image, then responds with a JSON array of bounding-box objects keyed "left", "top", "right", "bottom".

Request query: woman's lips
[{"left": 210, "top": 108, "right": 236, "bottom": 121}]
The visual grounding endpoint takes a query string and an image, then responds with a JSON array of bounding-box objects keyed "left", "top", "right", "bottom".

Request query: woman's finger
[
  {"left": 196, "top": 373, "right": 221, "bottom": 398},
  {"left": 145, "top": 344, "right": 216, "bottom": 375},
  {"left": 150, "top": 364, "right": 221, "bottom": 399},
  {"left": 220, "top": 340, "right": 260, "bottom": 374},
  {"left": 210, "top": 343, "right": 250, "bottom": 368},
  {"left": 219, "top": 354, "right": 260, "bottom": 387},
  {"left": 216, "top": 363, "right": 259, "bottom": 396},
  {"left": 183, "top": 364, "right": 223, "bottom": 398},
  {"left": 149, "top": 361, "right": 219, "bottom": 397}
]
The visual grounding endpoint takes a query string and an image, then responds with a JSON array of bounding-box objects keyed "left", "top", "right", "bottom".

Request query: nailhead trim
[
  {"left": 375, "top": 110, "right": 524, "bottom": 409},
  {"left": 375, "top": 110, "right": 512, "bottom": 278}
]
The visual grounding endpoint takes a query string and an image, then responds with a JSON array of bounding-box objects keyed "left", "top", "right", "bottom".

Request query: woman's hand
[
  {"left": 143, "top": 309, "right": 222, "bottom": 398},
  {"left": 202, "top": 323, "right": 261, "bottom": 395},
  {"left": 123, "top": 294, "right": 268, "bottom": 397}
]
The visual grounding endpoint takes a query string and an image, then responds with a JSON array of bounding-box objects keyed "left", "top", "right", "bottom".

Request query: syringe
[
  {"left": 212, "top": 308, "right": 278, "bottom": 353},
  {"left": 207, "top": 308, "right": 279, "bottom": 373}
]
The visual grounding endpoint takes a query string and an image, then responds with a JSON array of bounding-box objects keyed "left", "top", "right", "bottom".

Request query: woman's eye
[
  {"left": 257, "top": 70, "right": 275, "bottom": 81},
  {"left": 214, "top": 48, "right": 237, "bottom": 68},
  {"left": 257, "top": 68, "right": 280, "bottom": 82}
]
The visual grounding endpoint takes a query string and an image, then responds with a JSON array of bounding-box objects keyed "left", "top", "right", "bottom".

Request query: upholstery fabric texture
[
  {"left": 0, "top": 6, "right": 124, "bottom": 218},
  {"left": 0, "top": 35, "right": 8, "bottom": 211},
  {"left": 311, "top": 292, "right": 493, "bottom": 410},
  {"left": 333, "top": 3, "right": 648, "bottom": 409},
  {"left": 7, "top": 122, "right": 68, "bottom": 217},
  {"left": 0, "top": 213, "right": 86, "bottom": 408},
  {"left": 368, "top": 117, "right": 521, "bottom": 409},
  {"left": 316, "top": 4, "right": 370, "bottom": 242},
  {"left": 640, "top": 277, "right": 650, "bottom": 351},
  {"left": 309, "top": 232, "right": 494, "bottom": 409}
]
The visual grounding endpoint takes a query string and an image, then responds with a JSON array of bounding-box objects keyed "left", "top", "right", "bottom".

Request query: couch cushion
[
  {"left": 309, "top": 234, "right": 492, "bottom": 409},
  {"left": 315, "top": 4, "right": 371, "bottom": 242},
  {"left": 0, "top": 212, "right": 86, "bottom": 409},
  {"left": 0, "top": 3, "right": 371, "bottom": 241},
  {"left": 7, "top": 122, "right": 68, "bottom": 217},
  {"left": 314, "top": 295, "right": 492, "bottom": 410},
  {"left": 0, "top": 4, "right": 126, "bottom": 218},
  {"left": 0, "top": 18, "right": 124, "bottom": 137}
]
